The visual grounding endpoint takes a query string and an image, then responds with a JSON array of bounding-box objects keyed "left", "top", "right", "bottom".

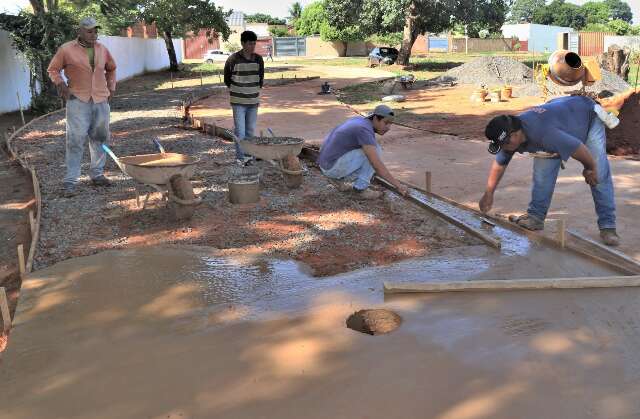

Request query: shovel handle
[
  {"left": 102, "top": 144, "right": 127, "bottom": 173},
  {"left": 153, "top": 139, "right": 165, "bottom": 153}
]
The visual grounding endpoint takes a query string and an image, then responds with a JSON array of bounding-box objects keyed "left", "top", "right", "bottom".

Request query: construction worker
[
  {"left": 224, "top": 30, "right": 264, "bottom": 164},
  {"left": 479, "top": 95, "right": 619, "bottom": 246},
  {"left": 317, "top": 104, "right": 408, "bottom": 200},
  {"left": 47, "top": 17, "right": 117, "bottom": 197}
]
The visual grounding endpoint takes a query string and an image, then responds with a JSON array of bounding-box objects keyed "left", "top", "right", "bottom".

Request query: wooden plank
[
  {"left": 374, "top": 176, "right": 502, "bottom": 249},
  {"left": 384, "top": 275, "right": 640, "bottom": 294},
  {"left": 26, "top": 168, "right": 41, "bottom": 273},
  {"left": 0, "top": 287, "right": 10, "bottom": 333},
  {"left": 17, "top": 244, "right": 25, "bottom": 278},
  {"left": 28, "top": 210, "right": 35, "bottom": 235},
  {"left": 567, "top": 229, "right": 640, "bottom": 272}
]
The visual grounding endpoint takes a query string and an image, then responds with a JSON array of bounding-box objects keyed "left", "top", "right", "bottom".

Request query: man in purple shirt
[
  {"left": 317, "top": 105, "right": 408, "bottom": 200},
  {"left": 479, "top": 96, "right": 619, "bottom": 246}
]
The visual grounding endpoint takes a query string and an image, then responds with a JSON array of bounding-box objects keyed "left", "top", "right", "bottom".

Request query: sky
[{"left": 1, "top": 0, "right": 637, "bottom": 23}]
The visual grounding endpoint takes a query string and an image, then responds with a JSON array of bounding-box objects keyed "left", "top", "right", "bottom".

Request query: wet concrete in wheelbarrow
[{"left": 2, "top": 241, "right": 640, "bottom": 419}]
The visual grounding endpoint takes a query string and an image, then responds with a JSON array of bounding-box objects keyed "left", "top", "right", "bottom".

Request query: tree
[
  {"left": 295, "top": 1, "right": 364, "bottom": 53},
  {"left": 581, "top": 1, "right": 611, "bottom": 25},
  {"left": 532, "top": 0, "right": 586, "bottom": 29},
  {"left": 294, "top": 1, "right": 324, "bottom": 35},
  {"left": 289, "top": 2, "right": 303, "bottom": 21},
  {"left": 269, "top": 27, "right": 289, "bottom": 37},
  {"left": 508, "top": 0, "right": 545, "bottom": 23},
  {"left": 325, "top": 0, "right": 507, "bottom": 66},
  {"left": 607, "top": 19, "right": 632, "bottom": 35},
  {"left": 245, "top": 13, "right": 286, "bottom": 25},
  {"left": 604, "top": 0, "right": 633, "bottom": 23},
  {"left": 0, "top": 2, "right": 77, "bottom": 112},
  {"left": 138, "top": 0, "right": 230, "bottom": 71}
]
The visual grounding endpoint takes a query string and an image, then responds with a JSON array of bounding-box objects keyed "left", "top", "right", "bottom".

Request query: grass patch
[{"left": 336, "top": 81, "right": 386, "bottom": 105}]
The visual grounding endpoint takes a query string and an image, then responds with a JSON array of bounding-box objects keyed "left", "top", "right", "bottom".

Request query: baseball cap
[
  {"left": 79, "top": 17, "right": 101, "bottom": 30},
  {"left": 485, "top": 115, "right": 513, "bottom": 154},
  {"left": 366, "top": 104, "right": 395, "bottom": 120}
]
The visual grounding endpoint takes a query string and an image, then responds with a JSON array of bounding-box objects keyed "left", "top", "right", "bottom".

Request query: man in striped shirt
[{"left": 224, "top": 31, "right": 265, "bottom": 163}]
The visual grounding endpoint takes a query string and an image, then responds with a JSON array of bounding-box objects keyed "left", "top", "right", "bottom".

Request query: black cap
[{"left": 485, "top": 115, "right": 518, "bottom": 154}]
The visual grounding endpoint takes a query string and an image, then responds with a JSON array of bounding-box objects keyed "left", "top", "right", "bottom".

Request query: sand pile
[
  {"left": 606, "top": 92, "right": 640, "bottom": 155},
  {"left": 436, "top": 57, "right": 630, "bottom": 97}
]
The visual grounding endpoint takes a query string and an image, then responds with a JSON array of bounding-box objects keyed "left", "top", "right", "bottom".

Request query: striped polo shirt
[{"left": 223, "top": 52, "right": 265, "bottom": 105}]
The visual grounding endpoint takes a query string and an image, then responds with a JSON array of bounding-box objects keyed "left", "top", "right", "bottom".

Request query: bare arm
[
  {"left": 571, "top": 143, "right": 598, "bottom": 186},
  {"left": 105, "top": 49, "right": 117, "bottom": 95},
  {"left": 479, "top": 161, "right": 507, "bottom": 213},
  {"left": 361, "top": 144, "right": 408, "bottom": 195}
]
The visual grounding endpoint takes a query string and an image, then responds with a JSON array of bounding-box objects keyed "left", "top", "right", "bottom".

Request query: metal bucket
[{"left": 228, "top": 166, "right": 260, "bottom": 204}]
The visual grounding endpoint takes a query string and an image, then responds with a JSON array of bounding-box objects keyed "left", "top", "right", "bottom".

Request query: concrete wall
[
  {"left": 450, "top": 38, "right": 515, "bottom": 53},
  {"left": 604, "top": 36, "right": 640, "bottom": 50},
  {"left": 502, "top": 23, "right": 573, "bottom": 53},
  {"left": 0, "top": 34, "right": 183, "bottom": 113},
  {"left": 0, "top": 30, "right": 33, "bottom": 114},
  {"left": 305, "top": 36, "right": 345, "bottom": 57},
  {"left": 98, "top": 35, "right": 183, "bottom": 82}
]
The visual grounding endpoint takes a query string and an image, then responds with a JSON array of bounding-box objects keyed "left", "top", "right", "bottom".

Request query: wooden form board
[{"left": 384, "top": 275, "right": 640, "bottom": 294}]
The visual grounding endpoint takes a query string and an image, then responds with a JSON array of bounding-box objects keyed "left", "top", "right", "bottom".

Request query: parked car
[
  {"left": 368, "top": 47, "right": 399, "bottom": 67},
  {"left": 203, "top": 49, "right": 230, "bottom": 63}
]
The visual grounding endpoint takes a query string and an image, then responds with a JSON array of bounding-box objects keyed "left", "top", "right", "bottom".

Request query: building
[{"left": 501, "top": 23, "right": 574, "bottom": 53}]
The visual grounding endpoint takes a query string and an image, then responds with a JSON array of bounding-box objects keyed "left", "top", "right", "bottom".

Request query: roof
[{"left": 226, "top": 11, "right": 245, "bottom": 27}]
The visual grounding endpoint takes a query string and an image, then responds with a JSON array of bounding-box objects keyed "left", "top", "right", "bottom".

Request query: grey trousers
[{"left": 64, "top": 97, "right": 110, "bottom": 184}]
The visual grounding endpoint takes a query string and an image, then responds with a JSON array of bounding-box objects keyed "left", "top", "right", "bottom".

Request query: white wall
[
  {"left": 501, "top": 23, "right": 573, "bottom": 53},
  {"left": 604, "top": 36, "right": 640, "bottom": 50},
  {"left": 0, "top": 35, "right": 183, "bottom": 114},
  {"left": 0, "top": 30, "right": 33, "bottom": 114},
  {"left": 98, "top": 35, "right": 183, "bottom": 82}
]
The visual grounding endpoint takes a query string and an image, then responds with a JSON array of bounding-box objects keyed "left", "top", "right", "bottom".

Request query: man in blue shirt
[
  {"left": 479, "top": 95, "right": 619, "bottom": 246},
  {"left": 317, "top": 105, "right": 408, "bottom": 199}
]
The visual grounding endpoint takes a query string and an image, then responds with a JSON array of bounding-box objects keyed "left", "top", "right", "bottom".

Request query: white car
[{"left": 203, "top": 49, "right": 230, "bottom": 63}]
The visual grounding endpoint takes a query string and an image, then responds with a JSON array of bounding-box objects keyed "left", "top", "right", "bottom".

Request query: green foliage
[
  {"left": 532, "top": 0, "right": 586, "bottom": 28},
  {"left": 0, "top": 9, "right": 77, "bottom": 113},
  {"left": 582, "top": 22, "right": 610, "bottom": 32},
  {"left": 289, "top": 2, "right": 303, "bottom": 20},
  {"left": 269, "top": 27, "right": 289, "bottom": 37},
  {"left": 368, "top": 32, "right": 403, "bottom": 47},
  {"left": 604, "top": 0, "right": 633, "bottom": 23},
  {"left": 606, "top": 19, "right": 631, "bottom": 35},
  {"left": 294, "top": 1, "right": 324, "bottom": 35},
  {"left": 139, "top": 0, "right": 230, "bottom": 39},
  {"left": 508, "top": 0, "right": 545, "bottom": 23},
  {"left": 581, "top": 1, "right": 611, "bottom": 25},
  {"left": 59, "top": 0, "right": 137, "bottom": 35},
  {"left": 245, "top": 13, "right": 286, "bottom": 25}
]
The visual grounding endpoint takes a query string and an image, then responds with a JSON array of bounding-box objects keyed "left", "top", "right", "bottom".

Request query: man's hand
[
  {"left": 56, "top": 83, "right": 70, "bottom": 100},
  {"left": 479, "top": 191, "right": 494, "bottom": 213},
  {"left": 108, "top": 90, "right": 115, "bottom": 103},
  {"left": 396, "top": 184, "right": 409, "bottom": 196},
  {"left": 583, "top": 168, "right": 598, "bottom": 186}
]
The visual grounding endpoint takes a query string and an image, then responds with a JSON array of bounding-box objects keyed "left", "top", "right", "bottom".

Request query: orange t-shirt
[{"left": 47, "top": 40, "right": 117, "bottom": 103}]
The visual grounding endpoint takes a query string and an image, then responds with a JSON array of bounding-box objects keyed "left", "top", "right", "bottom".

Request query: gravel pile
[
  {"left": 435, "top": 57, "right": 630, "bottom": 97},
  {"left": 11, "top": 83, "right": 479, "bottom": 275},
  {"left": 436, "top": 56, "right": 534, "bottom": 87}
]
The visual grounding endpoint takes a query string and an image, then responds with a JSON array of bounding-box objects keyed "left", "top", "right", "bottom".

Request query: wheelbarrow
[{"left": 102, "top": 141, "right": 202, "bottom": 210}]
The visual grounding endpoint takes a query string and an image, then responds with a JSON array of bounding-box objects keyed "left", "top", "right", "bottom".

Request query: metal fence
[
  {"left": 579, "top": 32, "right": 614, "bottom": 57},
  {"left": 274, "top": 37, "right": 306, "bottom": 56}
]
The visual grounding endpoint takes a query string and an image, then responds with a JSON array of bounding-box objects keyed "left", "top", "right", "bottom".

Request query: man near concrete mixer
[
  {"left": 479, "top": 95, "right": 620, "bottom": 246},
  {"left": 317, "top": 104, "right": 408, "bottom": 200},
  {"left": 48, "top": 17, "right": 116, "bottom": 198}
]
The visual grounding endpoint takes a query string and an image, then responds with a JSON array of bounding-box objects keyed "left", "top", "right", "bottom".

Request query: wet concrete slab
[{"left": 2, "top": 245, "right": 640, "bottom": 418}]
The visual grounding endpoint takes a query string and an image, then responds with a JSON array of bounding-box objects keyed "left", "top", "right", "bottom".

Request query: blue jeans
[
  {"left": 231, "top": 104, "right": 258, "bottom": 159},
  {"left": 528, "top": 118, "right": 616, "bottom": 229},
  {"left": 321, "top": 146, "right": 380, "bottom": 190},
  {"left": 64, "top": 98, "right": 109, "bottom": 184}
]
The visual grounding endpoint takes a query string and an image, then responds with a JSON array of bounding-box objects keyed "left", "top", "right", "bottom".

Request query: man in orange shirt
[{"left": 47, "top": 17, "right": 117, "bottom": 197}]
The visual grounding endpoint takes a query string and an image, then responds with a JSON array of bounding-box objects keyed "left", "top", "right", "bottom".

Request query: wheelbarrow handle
[
  {"left": 102, "top": 144, "right": 127, "bottom": 173},
  {"left": 153, "top": 139, "right": 165, "bottom": 153}
]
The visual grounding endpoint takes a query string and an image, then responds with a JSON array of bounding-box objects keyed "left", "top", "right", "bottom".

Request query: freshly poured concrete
[{"left": 2, "top": 245, "right": 640, "bottom": 419}]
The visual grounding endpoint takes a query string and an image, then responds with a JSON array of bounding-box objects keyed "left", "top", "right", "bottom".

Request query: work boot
[
  {"left": 327, "top": 178, "right": 352, "bottom": 192},
  {"left": 62, "top": 182, "right": 77, "bottom": 198},
  {"left": 510, "top": 213, "right": 544, "bottom": 231},
  {"left": 91, "top": 175, "right": 112, "bottom": 187},
  {"left": 352, "top": 187, "right": 383, "bottom": 200},
  {"left": 600, "top": 228, "right": 620, "bottom": 246}
]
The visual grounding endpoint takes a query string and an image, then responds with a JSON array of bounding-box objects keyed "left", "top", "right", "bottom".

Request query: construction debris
[{"left": 606, "top": 91, "right": 640, "bottom": 155}]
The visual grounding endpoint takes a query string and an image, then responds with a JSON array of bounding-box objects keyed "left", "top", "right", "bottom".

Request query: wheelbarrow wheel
[{"left": 168, "top": 174, "right": 198, "bottom": 221}]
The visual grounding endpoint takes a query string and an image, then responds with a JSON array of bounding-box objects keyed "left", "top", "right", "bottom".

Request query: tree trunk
[
  {"left": 163, "top": 30, "right": 179, "bottom": 72},
  {"left": 598, "top": 45, "right": 631, "bottom": 81},
  {"left": 397, "top": 2, "right": 419, "bottom": 67},
  {"left": 29, "top": 0, "right": 45, "bottom": 16}
]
